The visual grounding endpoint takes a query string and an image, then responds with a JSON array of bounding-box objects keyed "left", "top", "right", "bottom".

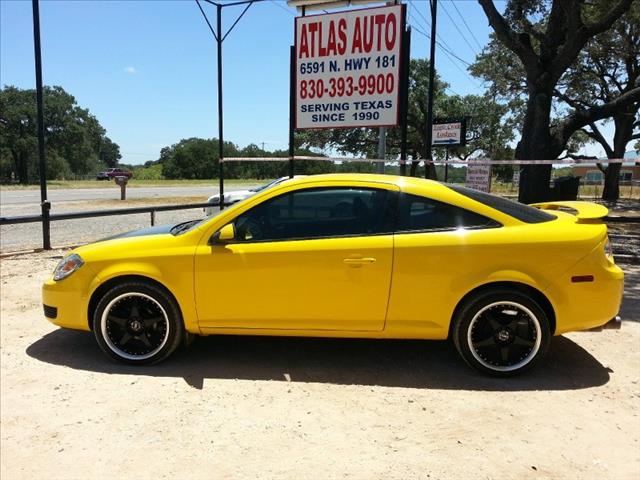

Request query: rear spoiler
[{"left": 530, "top": 201, "right": 609, "bottom": 221}]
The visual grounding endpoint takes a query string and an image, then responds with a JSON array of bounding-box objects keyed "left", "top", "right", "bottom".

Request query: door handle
[{"left": 343, "top": 257, "right": 376, "bottom": 265}]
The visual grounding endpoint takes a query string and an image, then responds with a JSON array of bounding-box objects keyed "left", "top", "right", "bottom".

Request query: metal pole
[
  {"left": 377, "top": 128, "right": 386, "bottom": 174},
  {"left": 399, "top": 26, "right": 411, "bottom": 176},
  {"left": 444, "top": 147, "right": 449, "bottom": 182},
  {"left": 289, "top": 45, "right": 295, "bottom": 178},
  {"left": 31, "top": 0, "right": 51, "bottom": 250},
  {"left": 217, "top": 4, "right": 225, "bottom": 210},
  {"left": 424, "top": 0, "right": 437, "bottom": 180}
]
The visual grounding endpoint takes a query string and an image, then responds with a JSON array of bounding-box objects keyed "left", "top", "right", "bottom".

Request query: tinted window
[
  {"left": 396, "top": 193, "right": 498, "bottom": 232},
  {"left": 233, "top": 187, "right": 394, "bottom": 242},
  {"left": 447, "top": 184, "right": 556, "bottom": 223}
]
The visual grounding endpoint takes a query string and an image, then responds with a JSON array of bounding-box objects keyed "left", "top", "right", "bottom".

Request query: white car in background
[{"left": 204, "top": 176, "right": 303, "bottom": 216}]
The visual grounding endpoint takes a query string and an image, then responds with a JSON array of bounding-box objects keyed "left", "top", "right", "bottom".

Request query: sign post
[{"left": 294, "top": 4, "right": 405, "bottom": 130}]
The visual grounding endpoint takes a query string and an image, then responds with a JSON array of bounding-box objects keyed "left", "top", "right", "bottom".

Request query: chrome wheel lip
[
  {"left": 101, "top": 292, "right": 170, "bottom": 361},
  {"left": 467, "top": 300, "right": 542, "bottom": 373}
]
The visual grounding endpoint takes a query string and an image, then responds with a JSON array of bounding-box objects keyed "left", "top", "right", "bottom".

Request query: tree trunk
[
  {"left": 517, "top": 88, "right": 556, "bottom": 204},
  {"left": 11, "top": 150, "right": 29, "bottom": 184},
  {"left": 602, "top": 163, "right": 621, "bottom": 200},
  {"left": 602, "top": 113, "right": 635, "bottom": 201}
]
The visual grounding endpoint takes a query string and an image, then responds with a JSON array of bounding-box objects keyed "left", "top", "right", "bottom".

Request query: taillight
[{"left": 604, "top": 237, "right": 613, "bottom": 260}]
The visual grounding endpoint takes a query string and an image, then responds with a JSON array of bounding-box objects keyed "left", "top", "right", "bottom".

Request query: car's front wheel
[
  {"left": 452, "top": 289, "right": 551, "bottom": 376},
  {"left": 92, "top": 281, "right": 183, "bottom": 365}
]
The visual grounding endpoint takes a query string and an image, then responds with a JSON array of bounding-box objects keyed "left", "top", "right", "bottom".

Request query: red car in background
[{"left": 96, "top": 168, "right": 133, "bottom": 180}]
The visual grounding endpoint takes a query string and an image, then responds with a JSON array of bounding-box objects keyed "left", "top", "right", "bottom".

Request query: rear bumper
[
  {"left": 588, "top": 315, "right": 622, "bottom": 332},
  {"left": 550, "top": 259, "right": 624, "bottom": 335}
]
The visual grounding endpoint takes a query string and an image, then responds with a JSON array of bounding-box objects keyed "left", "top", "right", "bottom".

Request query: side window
[
  {"left": 396, "top": 193, "right": 498, "bottom": 232},
  {"left": 234, "top": 187, "right": 394, "bottom": 242}
]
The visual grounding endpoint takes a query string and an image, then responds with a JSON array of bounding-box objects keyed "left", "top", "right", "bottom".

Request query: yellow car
[{"left": 42, "top": 174, "right": 624, "bottom": 376}]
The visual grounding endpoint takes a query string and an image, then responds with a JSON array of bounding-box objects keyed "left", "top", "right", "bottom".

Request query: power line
[
  {"left": 407, "top": 0, "right": 473, "bottom": 67},
  {"left": 408, "top": 10, "right": 475, "bottom": 71},
  {"left": 439, "top": 0, "right": 478, "bottom": 57},
  {"left": 268, "top": 0, "right": 295, "bottom": 16},
  {"left": 410, "top": 21, "right": 479, "bottom": 90},
  {"left": 451, "top": 0, "right": 484, "bottom": 51}
]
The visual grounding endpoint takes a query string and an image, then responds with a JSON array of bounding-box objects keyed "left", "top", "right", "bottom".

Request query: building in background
[{"left": 572, "top": 151, "right": 640, "bottom": 185}]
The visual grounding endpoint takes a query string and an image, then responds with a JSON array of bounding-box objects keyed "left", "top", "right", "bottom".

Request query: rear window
[
  {"left": 447, "top": 185, "right": 556, "bottom": 224},
  {"left": 396, "top": 193, "right": 499, "bottom": 232}
]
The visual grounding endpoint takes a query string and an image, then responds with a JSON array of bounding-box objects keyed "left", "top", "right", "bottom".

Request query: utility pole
[
  {"left": 31, "top": 0, "right": 51, "bottom": 249},
  {"left": 424, "top": 0, "right": 438, "bottom": 180},
  {"left": 216, "top": 4, "right": 225, "bottom": 210},
  {"left": 377, "top": 127, "right": 386, "bottom": 174}
]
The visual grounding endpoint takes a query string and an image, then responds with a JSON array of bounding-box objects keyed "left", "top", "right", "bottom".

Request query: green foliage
[
  {"left": 132, "top": 163, "right": 164, "bottom": 180},
  {"left": 99, "top": 137, "right": 121, "bottom": 168},
  {"left": 0, "top": 85, "right": 120, "bottom": 183},
  {"left": 154, "top": 138, "right": 333, "bottom": 180}
]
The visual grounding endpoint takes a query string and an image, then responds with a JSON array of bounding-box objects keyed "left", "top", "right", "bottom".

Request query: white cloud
[{"left": 124, "top": 66, "right": 136, "bottom": 75}]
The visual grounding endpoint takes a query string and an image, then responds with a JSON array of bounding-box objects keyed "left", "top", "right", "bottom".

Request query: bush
[{"left": 133, "top": 163, "right": 163, "bottom": 180}]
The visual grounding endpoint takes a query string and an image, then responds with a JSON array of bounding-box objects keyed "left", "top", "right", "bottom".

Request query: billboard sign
[
  {"left": 295, "top": 4, "right": 405, "bottom": 130},
  {"left": 432, "top": 118, "right": 466, "bottom": 147}
]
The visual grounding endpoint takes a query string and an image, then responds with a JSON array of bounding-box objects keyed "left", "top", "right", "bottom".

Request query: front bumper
[{"left": 42, "top": 270, "right": 95, "bottom": 332}]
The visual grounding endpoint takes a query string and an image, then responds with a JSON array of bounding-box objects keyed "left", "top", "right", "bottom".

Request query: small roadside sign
[
  {"left": 432, "top": 118, "right": 466, "bottom": 147},
  {"left": 466, "top": 160, "right": 491, "bottom": 192},
  {"left": 512, "top": 168, "right": 520, "bottom": 186}
]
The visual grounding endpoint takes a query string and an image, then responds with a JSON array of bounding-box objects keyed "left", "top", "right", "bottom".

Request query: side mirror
[{"left": 209, "top": 223, "right": 236, "bottom": 245}]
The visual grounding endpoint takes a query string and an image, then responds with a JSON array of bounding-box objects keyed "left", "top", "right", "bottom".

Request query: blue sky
[{"left": 0, "top": 0, "right": 608, "bottom": 165}]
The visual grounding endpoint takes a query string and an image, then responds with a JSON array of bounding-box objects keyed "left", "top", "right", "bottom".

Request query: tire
[
  {"left": 92, "top": 281, "right": 184, "bottom": 365},
  {"left": 452, "top": 288, "right": 551, "bottom": 376}
]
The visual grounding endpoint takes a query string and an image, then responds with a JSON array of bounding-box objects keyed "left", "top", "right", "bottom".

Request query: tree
[
  {"left": 99, "top": 136, "right": 122, "bottom": 168},
  {"left": 0, "top": 85, "right": 118, "bottom": 183},
  {"left": 157, "top": 138, "right": 332, "bottom": 179},
  {"left": 560, "top": 3, "right": 640, "bottom": 200},
  {"left": 161, "top": 138, "right": 238, "bottom": 179},
  {"left": 475, "top": 0, "right": 639, "bottom": 203}
]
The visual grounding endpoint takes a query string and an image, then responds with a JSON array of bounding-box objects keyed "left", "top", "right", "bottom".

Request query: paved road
[
  {"left": 0, "top": 184, "right": 261, "bottom": 252},
  {"left": 0, "top": 185, "right": 218, "bottom": 208}
]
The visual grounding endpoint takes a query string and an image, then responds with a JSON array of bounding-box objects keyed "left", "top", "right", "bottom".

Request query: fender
[{"left": 88, "top": 261, "right": 200, "bottom": 334}]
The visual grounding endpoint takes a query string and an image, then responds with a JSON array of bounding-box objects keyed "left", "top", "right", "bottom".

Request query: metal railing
[{"left": 0, "top": 202, "right": 214, "bottom": 226}]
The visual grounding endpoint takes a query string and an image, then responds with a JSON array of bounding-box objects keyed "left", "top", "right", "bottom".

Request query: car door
[
  {"left": 385, "top": 192, "right": 502, "bottom": 338},
  {"left": 194, "top": 184, "right": 398, "bottom": 332}
]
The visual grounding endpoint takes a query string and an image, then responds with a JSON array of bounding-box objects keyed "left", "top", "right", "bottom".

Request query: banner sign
[
  {"left": 295, "top": 4, "right": 405, "bottom": 130},
  {"left": 466, "top": 160, "right": 491, "bottom": 192},
  {"left": 432, "top": 118, "right": 466, "bottom": 147}
]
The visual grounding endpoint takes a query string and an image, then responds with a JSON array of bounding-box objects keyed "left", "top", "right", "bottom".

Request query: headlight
[{"left": 53, "top": 254, "right": 84, "bottom": 281}]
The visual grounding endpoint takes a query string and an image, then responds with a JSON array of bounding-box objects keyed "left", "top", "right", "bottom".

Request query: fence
[{"left": 1, "top": 156, "right": 638, "bottom": 252}]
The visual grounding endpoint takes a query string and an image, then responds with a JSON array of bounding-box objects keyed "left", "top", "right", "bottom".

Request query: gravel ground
[{"left": 0, "top": 253, "right": 638, "bottom": 479}]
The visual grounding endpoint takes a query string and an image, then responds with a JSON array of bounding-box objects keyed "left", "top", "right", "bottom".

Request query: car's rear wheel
[
  {"left": 452, "top": 289, "right": 551, "bottom": 376},
  {"left": 92, "top": 281, "right": 183, "bottom": 365}
]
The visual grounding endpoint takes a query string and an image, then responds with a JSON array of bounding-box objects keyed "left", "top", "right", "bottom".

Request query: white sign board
[
  {"left": 512, "top": 168, "right": 520, "bottom": 186},
  {"left": 432, "top": 122, "right": 462, "bottom": 146},
  {"left": 295, "top": 5, "right": 404, "bottom": 130},
  {"left": 466, "top": 162, "right": 492, "bottom": 192}
]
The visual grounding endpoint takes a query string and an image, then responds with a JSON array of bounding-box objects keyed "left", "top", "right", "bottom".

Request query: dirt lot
[{"left": 1, "top": 252, "right": 639, "bottom": 480}]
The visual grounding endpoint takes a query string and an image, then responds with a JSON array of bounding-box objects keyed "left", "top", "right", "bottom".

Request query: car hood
[{"left": 97, "top": 223, "right": 176, "bottom": 242}]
